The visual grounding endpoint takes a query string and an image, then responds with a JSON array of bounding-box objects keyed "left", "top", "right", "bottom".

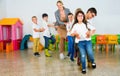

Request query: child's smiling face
[
  {"left": 77, "top": 13, "right": 84, "bottom": 22},
  {"left": 32, "top": 17, "right": 37, "bottom": 24}
]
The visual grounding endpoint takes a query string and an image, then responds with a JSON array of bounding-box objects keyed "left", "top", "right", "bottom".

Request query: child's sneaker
[
  {"left": 34, "top": 52, "right": 40, "bottom": 57},
  {"left": 92, "top": 63, "right": 96, "bottom": 69},
  {"left": 82, "top": 69, "right": 86, "bottom": 74},
  {"left": 45, "top": 49, "right": 51, "bottom": 57},
  {"left": 70, "top": 58, "right": 74, "bottom": 62},
  {"left": 67, "top": 52, "right": 70, "bottom": 57},
  {"left": 59, "top": 53, "right": 64, "bottom": 60}
]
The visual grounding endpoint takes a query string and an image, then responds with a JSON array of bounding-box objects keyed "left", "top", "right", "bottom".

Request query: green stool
[
  {"left": 55, "top": 35, "right": 60, "bottom": 51},
  {"left": 117, "top": 34, "right": 120, "bottom": 44},
  {"left": 65, "top": 39, "right": 68, "bottom": 52},
  {"left": 48, "top": 35, "right": 55, "bottom": 51},
  {"left": 91, "top": 34, "right": 97, "bottom": 51}
]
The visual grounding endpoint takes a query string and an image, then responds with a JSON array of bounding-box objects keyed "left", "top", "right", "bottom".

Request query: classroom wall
[
  {"left": 4, "top": 0, "right": 120, "bottom": 35},
  {"left": 0, "top": 0, "right": 6, "bottom": 19},
  {"left": 0, "top": 0, "right": 120, "bottom": 46}
]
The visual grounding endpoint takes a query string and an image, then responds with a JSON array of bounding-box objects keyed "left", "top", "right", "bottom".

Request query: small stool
[{"left": 6, "top": 43, "right": 12, "bottom": 53}]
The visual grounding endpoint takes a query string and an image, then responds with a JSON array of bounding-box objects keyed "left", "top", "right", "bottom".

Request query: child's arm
[
  {"left": 86, "top": 29, "right": 96, "bottom": 38},
  {"left": 71, "top": 31, "right": 80, "bottom": 39},
  {"left": 48, "top": 24, "right": 55, "bottom": 28},
  {"left": 33, "top": 27, "right": 45, "bottom": 32},
  {"left": 86, "top": 24, "right": 96, "bottom": 38}
]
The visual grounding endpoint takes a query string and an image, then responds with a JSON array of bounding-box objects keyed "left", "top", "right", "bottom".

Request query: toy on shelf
[{"left": 0, "top": 18, "right": 23, "bottom": 52}]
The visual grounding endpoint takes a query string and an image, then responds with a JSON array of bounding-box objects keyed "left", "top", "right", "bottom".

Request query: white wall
[
  {"left": 0, "top": 0, "right": 119, "bottom": 47},
  {"left": 1, "top": 0, "right": 120, "bottom": 35},
  {"left": 5, "top": 0, "right": 120, "bottom": 35},
  {"left": 0, "top": 0, "right": 6, "bottom": 19}
]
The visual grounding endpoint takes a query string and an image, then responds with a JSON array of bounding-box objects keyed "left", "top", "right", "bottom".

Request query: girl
[{"left": 71, "top": 10, "right": 96, "bottom": 74}]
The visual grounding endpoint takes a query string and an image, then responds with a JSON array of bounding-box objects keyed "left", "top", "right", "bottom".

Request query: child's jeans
[
  {"left": 78, "top": 40, "right": 95, "bottom": 69},
  {"left": 44, "top": 36, "right": 56, "bottom": 49},
  {"left": 67, "top": 36, "right": 75, "bottom": 59}
]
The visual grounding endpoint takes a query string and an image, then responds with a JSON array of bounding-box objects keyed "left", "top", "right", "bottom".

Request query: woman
[{"left": 55, "top": 0, "right": 71, "bottom": 59}]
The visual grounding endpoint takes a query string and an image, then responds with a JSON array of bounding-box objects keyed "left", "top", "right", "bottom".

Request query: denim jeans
[
  {"left": 44, "top": 36, "right": 56, "bottom": 49},
  {"left": 67, "top": 36, "right": 75, "bottom": 59},
  {"left": 78, "top": 40, "right": 95, "bottom": 69}
]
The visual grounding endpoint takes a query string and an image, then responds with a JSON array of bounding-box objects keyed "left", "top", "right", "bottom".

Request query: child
[
  {"left": 66, "top": 13, "right": 74, "bottom": 61},
  {"left": 85, "top": 7, "right": 97, "bottom": 68},
  {"left": 75, "top": 7, "right": 97, "bottom": 67},
  {"left": 42, "top": 13, "right": 55, "bottom": 57},
  {"left": 32, "top": 16, "right": 45, "bottom": 57},
  {"left": 71, "top": 10, "right": 96, "bottom": 74}
]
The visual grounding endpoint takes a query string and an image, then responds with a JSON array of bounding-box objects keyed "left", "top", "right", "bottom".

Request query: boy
[
  {"left": 32, "top": 16, "right": 45, "bottom": 57},
  {"left": 66, "top": 13, "right": 74, "bottom": 61},
  {"left": 42, "top": 13, "right": 55, "bottom": 57},
  {"left": 85, "top": 7, "right": 97, "bottom": 68}
]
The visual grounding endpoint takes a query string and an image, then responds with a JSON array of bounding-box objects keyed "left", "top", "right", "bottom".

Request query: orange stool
[
  {"left": 6, "top": 43, "right": 13, "bottom": 53},
  {"left": 96, "top": 35, "right": 108, "bottom": 52},
  {"left": 0, "top": 42, "right": 3, "bottom": 52}
]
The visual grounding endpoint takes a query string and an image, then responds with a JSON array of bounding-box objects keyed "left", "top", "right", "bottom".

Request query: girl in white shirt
[{"left": 71, "top": 10, "right": 96, "bottom": 74}]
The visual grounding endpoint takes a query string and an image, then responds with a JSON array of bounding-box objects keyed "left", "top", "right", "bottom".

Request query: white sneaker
[{"left": 59, "top": 53, "right": 65, "bottom": 60}]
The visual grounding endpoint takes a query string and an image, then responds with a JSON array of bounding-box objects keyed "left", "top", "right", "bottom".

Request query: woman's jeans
[
  {"left": 44, "top": 36, "right": 56, "bottom": 49},
  {"left": 67, "top": 36, "right": 74, "bottom": 59},
  {"left": 78, "top": 40, "right": 95, "bottom": 69}
]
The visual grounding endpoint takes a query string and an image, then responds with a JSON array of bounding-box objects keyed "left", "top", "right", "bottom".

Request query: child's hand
[
  {"left": 86, "top": 31, "right": 91, "bottom": 38},
  {"left": 64, "top": 22, "right": 68, "bottom": 25},
  {"left": 48, "top": 24, "right": 55, "bottom": 27},
  {"left": 75, "top": 33, "right": 80, "bottom": 39},
  {"left": 71, "top": 31, "right": 80, "bottom": 39},
  {"left": 55, "top": 26, "right": 58, "bottom": 29},
  {"left": 40, "top": 27, "right": 45, "bottom": 32},
  {"left": 71, "top": 31, "right": 76, "bottom": 36}
]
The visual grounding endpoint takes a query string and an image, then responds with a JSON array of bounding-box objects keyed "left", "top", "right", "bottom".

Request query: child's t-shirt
[
  {"left": 32, "top": 23, "right": 40, "bottom": 38},
  {"left": 42, "top": 20, "right": 51, "bottom": 37},
  {"left": 71, "top": 22, "right": 95, "bottom": 43},
  {"left": 66, "top": 20, "right": 74, "bottom": 36}
]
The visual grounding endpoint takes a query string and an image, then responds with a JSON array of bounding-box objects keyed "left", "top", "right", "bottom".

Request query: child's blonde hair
[{"left": 32, "top": 16, "right": 37, "bottom": 19}]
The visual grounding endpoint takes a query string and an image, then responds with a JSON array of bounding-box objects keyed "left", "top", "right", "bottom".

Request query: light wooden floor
[{"left": 0, "top": 48, "right": 120, "bottom": 76}]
